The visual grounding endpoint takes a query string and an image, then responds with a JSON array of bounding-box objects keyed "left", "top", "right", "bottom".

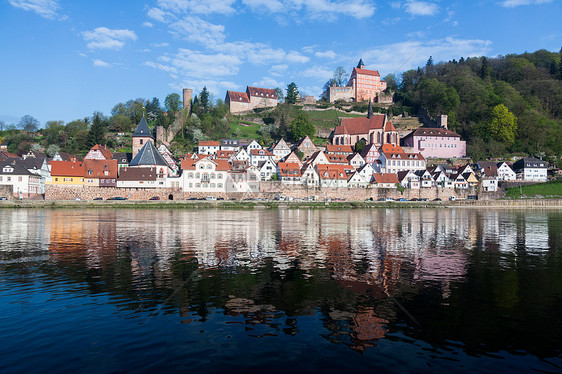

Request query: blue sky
[{"left": 1, "top": 0, "right": 560, "bottom": 126}]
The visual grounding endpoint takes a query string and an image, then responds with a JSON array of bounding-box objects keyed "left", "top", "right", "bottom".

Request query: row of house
[{"left": 0, "top": 113, "right": 550, "bottom": 198}]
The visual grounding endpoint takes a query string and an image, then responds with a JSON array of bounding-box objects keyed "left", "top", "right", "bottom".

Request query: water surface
[{"left": 1, "top": 208, "right": 561, "bottom": 373}]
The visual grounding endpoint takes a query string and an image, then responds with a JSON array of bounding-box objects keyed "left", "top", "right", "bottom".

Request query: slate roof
[
  {"left": 406, "top": 127, "right": 461, "bottom": 138},
  {"left": 112, "top": 152, "right": 132, "bottom": 164},
  {"left": 132, "top": 116, "right": 153, "bottom": 138},
  {"left": 129, "top": 141, "right": 168, "bottom": 167},
  {"left": 0, "top": 160, "right": 35, "bottom": 176}
]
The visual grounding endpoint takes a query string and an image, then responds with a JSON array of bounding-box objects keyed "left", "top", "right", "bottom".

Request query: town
[{"left": 0, "top": 60, "right": 556, "bottom": 202}]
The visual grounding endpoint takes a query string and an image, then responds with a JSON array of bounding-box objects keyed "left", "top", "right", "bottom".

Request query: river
[{"left": 1, "top": 208, "right": 561, "bottom": 373}]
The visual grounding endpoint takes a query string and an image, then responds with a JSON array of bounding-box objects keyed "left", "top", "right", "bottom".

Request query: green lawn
[
  {"left": 227, "top": 120, "right": 262, "bottom": 139},
  {"left": 505, "top": 179, "right": 562, "bottom": 198}
]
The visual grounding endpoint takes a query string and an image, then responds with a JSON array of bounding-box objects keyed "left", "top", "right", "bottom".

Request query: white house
[
  {"left": 496, "top": 162, "right": 517, "bottom": 181},
  {"left": 271, "top": 139, "right": 291, "bottom": 163},
  {"left": 198, "top": 141, "right": 220, "bottom": 155},
  {"left": 512, "top": 158, "right": 547, "bottom": 182},
  {"left": 301, "top": 163, "right": 320, "bottom": 186},
  {"left": 249, "top": 149, "right": 274, "bottom": 167},
  {"left": 246, "top": 140, "right": 262, "bottom": 153},
  {"left": 258, "top": 159, "right": 277, "bottom": 181},
  {"left": 181, "top": 157, "right": 230, "bottom": 193},
  {"left": 0, "top": 160, "right": 43, "bottom": 198},
  {"left": 347, "top": 171, "right": 370, "bottom": 188}
]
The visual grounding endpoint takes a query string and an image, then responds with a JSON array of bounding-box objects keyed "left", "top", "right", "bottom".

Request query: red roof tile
[
  {"left": 198, "top": 141, "right": 220, "bottom": 147},
  {"left": 325, "top": 144, "right": 354, "bottom": 154},
  {"left": 373, "top": 173, "right": 399, "bottom": 184},
  {"left": 353, "top": 67, "right": 381, "bottom": 77},
  {"left": 247, "top": 86, "right": 277, "bottom": 99},
  {"left": 50, "top": 160, "right": 84, "bottom": 177},
  {"left": 84, "top": 159, "right": 118, "bottom": 179},
  {"left": 334, "top": 115, "right": 389, "bottom": 136},
  {"left": 227, "top": 91, "right": 250, "bottom": 103}
]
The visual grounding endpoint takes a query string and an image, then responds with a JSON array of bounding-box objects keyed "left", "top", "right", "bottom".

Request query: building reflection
[{"left": 1, "top": 207, "right": 557, "bottom": 354}]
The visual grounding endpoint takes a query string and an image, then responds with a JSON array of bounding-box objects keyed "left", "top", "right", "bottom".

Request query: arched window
[{"left": 377, "top": 132, "right": 381, "bottom": 144}]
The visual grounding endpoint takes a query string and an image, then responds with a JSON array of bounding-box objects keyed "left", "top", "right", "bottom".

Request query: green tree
[
  {"left": 333, "top": 66, "right": 347, "bottom": 86},
  {"left": 199, "top": 87, "right": 210, "bottom": 112},
  {"left": 274, "top": 87, "right": 284, "bottom": 103},
  {"left": 165, "top": 93, "right": 182, "bottom": 114},
  {"left": 383, "top": 74, "right": 397, "bottom": 91},
  {"left": 489, "top": 104, "right": 517, "bottom": 147},
  {"left": 42, "top": 120, "right": 65, "bottom": 145},
  {"left": 289, "top": 111, "right": 315, "bottom": 142},
  {"left": 18, "top": 115, "right": 40, "bottom": 132},
  {"left": 286, "top": 82, "right": 299, "bottom": 104},
  {"left": 87, "top": 112, "right": 107, "bottom": 147}
]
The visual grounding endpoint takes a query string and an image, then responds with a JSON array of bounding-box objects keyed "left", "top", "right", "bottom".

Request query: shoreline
[{"left": 1, "top": 198, "right": 561, "bottom": 209}]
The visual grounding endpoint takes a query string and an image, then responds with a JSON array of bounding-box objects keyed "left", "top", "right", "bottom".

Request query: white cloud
[
  {"left": 142, "top": 22, "right": 154, "bottom": 28},
  {"left": 360, "top": 37, "right": 492, "bottom": 74},
  {"left": 161, "top": 49, "right": 243, "bottom": 78},
  {"left": 156, "top": 0, "right": 236, "bottom": 15},
  {"left": 82, "top": 27, "right": 137, "bottom": 50},
  {"left": 403, "top": 1, "right": 439, "bottom": 16},
  {"left": 252, "top": 77, "right": 285, "bottom": 89},
  {"left": 8, "top": 0, "right": 60, "bottom": 19},
  {"left": 315, "top": 50, "right": 337, "bottom": 59},
  {"left": 301, "top": 65, "right": 333, "bottom": 80},
  {"left": 169, "top": 16, "right": 225, "bottom": 44},
  {"left": 499, "top": 0, "right": 552, "bottom": 7},
  {"left": 242, "top": 0, "right": 375, "bottom": 20},
  {"left": 151, "top": 42, "right": 170, "bottom": 48},
  {"left": 93, "top": 59, "right": 111, "bottom": 67},
  {"left": 147, "top": 7, "right": 175, "bottom": 23}
]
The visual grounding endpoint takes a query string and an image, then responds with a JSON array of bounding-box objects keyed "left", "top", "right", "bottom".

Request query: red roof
[
  {"left": 84, "top": 159, "right": 118, "bottom": 179},
  {"left": 334, "top": 115, "right": 389, "bottom": 136},
  {"left": 353, "top": 67, "right": 381, "bottom": 77},
  {"left": 380, "top": 144, "right": 403, "bottom": 153},
  {"left": 384, "top": 152, "right": 425, "bottom": 161},
  {"left": 198, "top": 141, "right": 220, "bottom": 147},
  {"left": 278, "top": 162, "right": 302, "bottom": 178},
  {"left": 326, "top": 154, "right": 349, "bottom": 164},
  {"left": 247, "top": 86, "right": 277, "bottom": 99},
  {"left": 227, "top": 91, "right": 250, "bottom": 103},
  {"left": 214, "top": 159, "right": 231, "bottom": 171},
  {"left": 181, "top": 158, "right": 197, "bottom": 170},
  {"left": 325, "top": 144, "right": 354, "bottom": 154},
  {"left": 50, "top": 160, "right": 84, "bottom": 177},
  {"left": 215, "top": 150, "right": 235, "bottom": 159},
  {"left": 250, "top": 149, "right": 274, "bottom": 156},
  {"left": 316, "top": 164, "right": 350, "bottom": 180},
  {"left": 87, "top": 144, "right": 113, "bottom": 160},
  {"left": 373, "top": 173, "right": 399, "bottom": 184}
]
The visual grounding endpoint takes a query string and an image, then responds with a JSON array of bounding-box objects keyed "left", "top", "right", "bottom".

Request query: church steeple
[
  {"left": 357, "top": 58, "right": 365, "bottom": 69},
  {"left": 132, "top": 115, "right": 154, "bottom": 159}
]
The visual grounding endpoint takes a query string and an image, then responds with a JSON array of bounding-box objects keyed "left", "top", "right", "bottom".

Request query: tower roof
[
  {"left": 132, "top": 115, "right": 153, "bottom": 138},
  {"left": 357, "top": 58, "right": 365, "bottom": 68},
  {"left": 129, "top": 141, "right": 168, "bottom": 167}
]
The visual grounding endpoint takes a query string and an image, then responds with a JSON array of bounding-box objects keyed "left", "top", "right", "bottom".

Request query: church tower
[
  {"left": 132, "top": 115, "right": 154, "bottom": 159},
  {"left": 357, "top": 58, "right": 365, "bottom": 69}
]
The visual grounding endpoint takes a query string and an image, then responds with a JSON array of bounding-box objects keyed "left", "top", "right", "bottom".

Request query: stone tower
[
  {"left": 183, "top": 88, "right": 192, "bottom": 114},
  {"left": 132, "top": 115, "right": 154, "bottom": 159}
]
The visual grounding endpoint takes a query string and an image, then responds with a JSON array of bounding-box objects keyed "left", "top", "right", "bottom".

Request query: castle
[{"left": 328, "top": 59, "right": 388, "bottom": 103}]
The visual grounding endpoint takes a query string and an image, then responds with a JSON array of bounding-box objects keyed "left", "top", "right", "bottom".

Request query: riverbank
[{"left": 1, "top": 198, "right": 561, "bottom": 209}]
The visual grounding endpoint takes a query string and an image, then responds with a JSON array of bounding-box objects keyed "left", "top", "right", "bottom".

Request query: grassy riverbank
[{"left": 505, "top": 180, "right": 562, "bottom": 199}]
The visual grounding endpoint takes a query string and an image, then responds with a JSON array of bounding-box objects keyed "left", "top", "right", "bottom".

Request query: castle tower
[
  {"left": 183, "top": 88, "right": 192, "bottom": 114},
  {"left": 132, "top": 115, "right": 154, "bottom": 159},
  {"left": 357, "top": 58, "right": 365, "bottom": 69}
]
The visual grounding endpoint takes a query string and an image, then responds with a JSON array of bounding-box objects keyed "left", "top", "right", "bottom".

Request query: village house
[
  {"left": 249, "top": 148, "right": 274, "bottom": 167},
  {"left": 246, "top": 140, "right": 262, "bottom": 153},
  {"left": 372, "top": 173, "right": 399, "bottom": 188},
  {"left": 258, "top": 159, "right": 277, "bottom": 181},
  {"left": 198, "top": 141, "right": 220, "bottom": 155},
  {"left": 376, "top": 150, "right": 426, "bottom": 174},
  {"left": 316, "top": 164, "right": 350, "bottom": 188},
  {"left": 21, "top": 157, "right": 50, "bottom": 186},
  {"left": 181, "top": 157, "right": 230, "bottom": 193},
  {"left": 112, "top": 152, "right": 132, "bottom": 173},
  {"left": 301, "top": 163, "right": 320, "bottom": 186},
  {"left": 158, "top": 144, "right": 179, "bottom": 176},
  {"left": 397, "top": 170, "right": 421, "bottom": 189},
  {"left": 220, "top": 139, "right": 240, "bottom": 152},
  {"left": 414, "top": 169, "right": 434, "bottom": 188},
  {"left": 347, "top": 171, "right": 370, "bottom": 188},
  {"left": 281, "top": 151, "right": 304, "bottom": 167},
  {"left": 512, "top": 158, "right": 548, "bottom": 182},
  {"left": 48, "top": 160, "right": 84, "bottom": 186},
  {"left": 116, "top": 167, "right": 157, "bottom": 189},
  {"left": 128, "top": 141, "right": 172, "bottom": 187},
  {"left": 357, "top": 163, "right": 376, "bottom": 183},
  {"left": 85, "top": 144, "right": 113, "bottom": 160},
  {"left": 277, "top": 162, "right": 302, "bottom": 185},
  {"left": 0, "top": 160, "right": 43, "bottom": 198},
  {"left": 347, "top": 153, "right": 365, "bottom": 169},
  {"left": 431, "top": 171, "right": 453, "bottom": 188},
  {"left": 84, "top": 159, "right": 118, "bottom": 187},
  {"left": 225, "top": 166, "right": 260, "bottom": 194},
  {"left": 234, "top": 148, "right": 251, "bottom": 163},
  {"left": 496, "top": 162, "right": 517, "bottom": 181},
  {"left": 271, "top": 139, "right": 292, "bottom": 163},
  {"left": 401, "top": 126, "right": 466, "bottom": 159},
  {"left": 360, "top": 143, "right": 380, "bottom": 165},
  {"left": 295, "top": 136, "right": 318, "bottom": 159},
  {"left": 226, "top": 86, "right": 278, "bottom": 114},
  {"left": 325, "top": 144, "right": 354, "bottom": 156}
]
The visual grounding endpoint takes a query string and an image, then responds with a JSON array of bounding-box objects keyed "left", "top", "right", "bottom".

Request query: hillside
[{"left": 394, "top": 49, "right": 562, "bottom": 164}]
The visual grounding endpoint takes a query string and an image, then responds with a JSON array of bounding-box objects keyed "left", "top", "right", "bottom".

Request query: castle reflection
[{"left": 0, "top": 207, "right": 558, "bottom": 355}]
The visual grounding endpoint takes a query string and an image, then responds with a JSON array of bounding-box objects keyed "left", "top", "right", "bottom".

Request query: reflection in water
[{"left": 0, "top": 208, "right": 561, "bottom": 372}]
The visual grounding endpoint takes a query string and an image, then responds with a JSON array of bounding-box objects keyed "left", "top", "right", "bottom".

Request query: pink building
[{"left": 402, "top": 128, "right": 466, "bottom": 159}]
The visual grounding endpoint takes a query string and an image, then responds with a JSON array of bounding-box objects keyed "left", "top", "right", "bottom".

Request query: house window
[
  {"left": 18, "top": 176, "right": 22, "bottom": 182},
  {"left": 140, "top": 139, "right": 143, "bottom": 145}
]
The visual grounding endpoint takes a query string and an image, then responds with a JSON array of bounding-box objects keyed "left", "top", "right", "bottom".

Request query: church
[{"left": 332, "top": 104, "right": 398, "bottom": 148}]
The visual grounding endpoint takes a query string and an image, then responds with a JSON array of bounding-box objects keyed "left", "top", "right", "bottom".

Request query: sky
[{"left": 0, "top": 0, "right": 560, "bottom": 126}]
